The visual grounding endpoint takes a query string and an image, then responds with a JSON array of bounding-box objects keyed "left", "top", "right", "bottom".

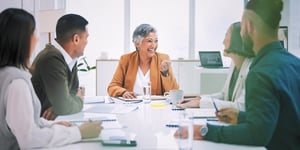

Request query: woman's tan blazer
[{"left": 107, "top": 51, "right": 179, "bottom": 97}]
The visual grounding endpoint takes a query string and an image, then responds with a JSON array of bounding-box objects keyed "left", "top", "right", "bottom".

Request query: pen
[
  {"left": 166, "top": 124, "right": 179, "bottom": 128},
  {"left": 211, "top": 97, "right": 219, "bottom": 112},
  {"left": 180, "top": 99, "right": 191, "bottom": 104},
  {"left": 171, "top": 107, "right": 185, "bottom": 111},
  {"left": 192, "top": 116, "right": 218, "bottom": 121},
  {"left": 192, "top": 116, "right": 212, "bottom": 119},
  {"left": 108, "top": 96, "right": 115, "bottom": 104}
]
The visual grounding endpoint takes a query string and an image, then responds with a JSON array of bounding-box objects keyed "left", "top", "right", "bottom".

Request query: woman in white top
[
  {"left": 0, "top": 8, "right": 101, "bottom": 150},
  {"left": 177, "top": 22, "right": 254, "bottom": 111}
]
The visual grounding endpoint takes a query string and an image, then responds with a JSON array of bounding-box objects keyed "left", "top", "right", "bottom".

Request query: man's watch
[{"left": 199, "top": 126, "right": 208, "bottom": 136}]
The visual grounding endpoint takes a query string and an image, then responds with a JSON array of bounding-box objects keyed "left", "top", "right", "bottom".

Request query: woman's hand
[
  {"left": 176, "top": 98, "right": 200, "bottom": 108},
  {"left": 42, "top": 107, "right": 57, "bottom": 120},
  {"left": 160, "top": 60, "right": 171, "bottom": 72},
  {"left": 122, "top": 91, "right": 137, "bottom": 99},
  {"left": 79, "top": 121, "right": 102, "bottom": 139}
]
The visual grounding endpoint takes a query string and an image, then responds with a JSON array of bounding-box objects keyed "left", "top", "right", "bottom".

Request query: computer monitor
[{"left": 278, "top": 26, "right": 288, "bottom": 50}]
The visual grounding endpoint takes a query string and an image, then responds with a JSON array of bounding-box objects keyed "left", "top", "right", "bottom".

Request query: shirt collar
[
  {"left": 250, "top": 41, "right": 284, "bottom": 69},
  {"left": 53, "top": 40, "right": 78, "bottom": 71}
]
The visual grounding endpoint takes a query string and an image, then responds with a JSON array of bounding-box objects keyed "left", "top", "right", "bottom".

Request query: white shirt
[
  {"left": 199, "top": 58, "right": 253, "bottom": 111},
  {"left": 53, "top": 40, "right": 77, "bottom": 71},
  {"left": 6, "top": 78, "right": 81, "bottom": 149},
  {"left": 133, "top": 67, "right": 150, "bottom": 95}
]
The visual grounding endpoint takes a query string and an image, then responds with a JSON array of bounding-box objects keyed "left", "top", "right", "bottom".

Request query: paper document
[
  {"left": 118, "top": 95, "right": 167, "bottom": 101},
  {"left": 207, "top": 120, "right": 230, "bottom": 126},
  {"left": 185, "top": 108, "right": 216, "bottom": 117},
  {"left": 151, "top": 95, "right": 167, "bottom": 100},
  {"left": 117, "top": 97, "right": 143, "bottom": 103},
  {"left": 71, "top": 120, "right": 124, "bottom": 130},
  {"left": 84, "top": 104, "right": 139, "bottom": 114},
  {"left": 101, "top": 121, "right": 124, "bottom": 129},
  {"left": 56, "top": 112, "right": 117, "bottom": 122},
  {"left": 81, "top": 129, "right": 127, "bottom": 142},
  {"left": 84, "top": 96, "right": 105, "bottom": 104}
]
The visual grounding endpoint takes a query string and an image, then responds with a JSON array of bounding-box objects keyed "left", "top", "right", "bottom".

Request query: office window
[
  {"left": 195, "top": 0, "right": 244, "bottom": 60},
  {"left": 66, "top": 0, "right": 244, "bottom": 61},
  {"left": 66, "top": 0, "right": 124, "bottom": 96},
  {"left": 66, "top": 0, "right": 124, "bottom": 61},
  {"left": 130, "top": 0, "right": 189, "bottom": 60}
]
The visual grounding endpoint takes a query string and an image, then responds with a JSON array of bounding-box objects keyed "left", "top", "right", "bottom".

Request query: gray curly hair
[{"left": 132, "top": 24, "right": 157, "bottom": 50}]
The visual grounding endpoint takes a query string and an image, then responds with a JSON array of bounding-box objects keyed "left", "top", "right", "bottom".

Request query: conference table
[{"left": 43, "top": 96, "right": 266, "bottom": 150}]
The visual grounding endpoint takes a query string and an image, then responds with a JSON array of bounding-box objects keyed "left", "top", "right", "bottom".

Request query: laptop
[{"left": 198, "top": 51, "right": 225, "bottom": 68}]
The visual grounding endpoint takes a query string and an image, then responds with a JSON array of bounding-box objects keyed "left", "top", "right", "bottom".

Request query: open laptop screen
[
  {"left": 198, "top": 51, "right": 223, "bottom": 68},
  {"left": 278, "top": 26, "right": 288, "bottom": 50}
]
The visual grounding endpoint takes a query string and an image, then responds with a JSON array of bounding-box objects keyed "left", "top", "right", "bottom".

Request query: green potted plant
[
  {"left": 77, "top": 57, "right": 96, "bottom": 95},
  {"left": 77, "top": 57, "right": 96, "bottom": 72}
]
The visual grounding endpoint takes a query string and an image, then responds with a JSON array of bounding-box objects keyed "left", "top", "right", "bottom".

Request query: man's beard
[{"left": 242, "top": 31, "right": 254, "bottom": 55}]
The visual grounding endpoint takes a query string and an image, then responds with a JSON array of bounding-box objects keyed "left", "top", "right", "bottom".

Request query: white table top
[{"left": 45, "top": 100, "right": 266, "bottom": 150}]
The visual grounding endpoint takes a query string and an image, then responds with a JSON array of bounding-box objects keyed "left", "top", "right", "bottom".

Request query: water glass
[
  {"left": 142, "top": 81, "right": 151, "bottom": 104},
  {"left": 177, "top": 111, "right": 193, "bottom": 150}
]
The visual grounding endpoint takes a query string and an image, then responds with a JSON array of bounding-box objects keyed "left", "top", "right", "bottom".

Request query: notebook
[
  {"left": 198, "top": 51, "right": 225, "bottom": 68},
  {"left": 117, "top": 95, "right": 167, "bottom": 102}
]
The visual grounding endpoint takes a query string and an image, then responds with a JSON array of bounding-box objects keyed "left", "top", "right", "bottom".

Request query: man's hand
[
  {"left": 42, "top": 107, "right": 57, "bottom": 120},
  {"left": 216, "top": 108, "right": 239, "bottom": 124},
  {"left": 174, "top": 125, "right": 204, "bottom": 140},
  {"left": 77, "top": 87, "right": 85, "bottom": 101},
  {"left": 176, "top": 97, "right": 200, "bottom": 108}
]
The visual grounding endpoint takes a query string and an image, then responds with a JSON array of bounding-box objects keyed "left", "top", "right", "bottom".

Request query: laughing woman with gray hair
[{"left": 108, "top": 24, "right": 179, "bottom": 99}]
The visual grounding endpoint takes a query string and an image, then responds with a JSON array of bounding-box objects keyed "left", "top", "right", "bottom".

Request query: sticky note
[{"left": 151, "top": 102, "right": 166, "bottom": 108}]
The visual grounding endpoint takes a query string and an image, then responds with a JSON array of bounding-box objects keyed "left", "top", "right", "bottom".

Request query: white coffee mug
[{"left": 164, "top": 90, "right": 184, "bottom": 105}]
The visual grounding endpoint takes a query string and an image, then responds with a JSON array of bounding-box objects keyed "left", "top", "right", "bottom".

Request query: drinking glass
[
  {"left": 142, "top": 81, "right": 151, "bottom": 104},
  {"left": 177, "top": 111, "right": 193, "bottom": 150}
]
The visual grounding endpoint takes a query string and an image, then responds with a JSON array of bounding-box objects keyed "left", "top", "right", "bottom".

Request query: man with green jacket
[{"left": 31, "top": 14, "right": 89, "bottom": 120}]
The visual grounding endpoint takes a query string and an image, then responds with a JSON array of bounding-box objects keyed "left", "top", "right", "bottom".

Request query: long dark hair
[
  {"left": 0, "top": 8, "right": 36, "bottom": 69},
  {"left": 226, "top": 22, "right": 254, "bottom": 57}
]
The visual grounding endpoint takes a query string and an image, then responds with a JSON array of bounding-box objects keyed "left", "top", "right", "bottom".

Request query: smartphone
[{"left": 101, "top": 140, "right": 137, "bottom": 147}]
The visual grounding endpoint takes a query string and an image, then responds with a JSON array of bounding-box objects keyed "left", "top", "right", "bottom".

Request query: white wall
[
  {"left": 0, "top": 0, "right": 36, "bottom": 18},
  {"left": 286, "top": 0, "right": 300, "bottom": 56}
]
